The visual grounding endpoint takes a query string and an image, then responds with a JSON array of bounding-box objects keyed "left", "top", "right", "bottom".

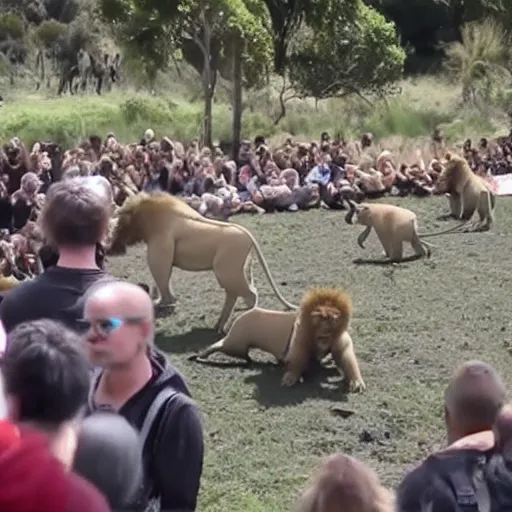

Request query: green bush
[{"left": 0, "top": 14, "right": 26, "bottom": 42}]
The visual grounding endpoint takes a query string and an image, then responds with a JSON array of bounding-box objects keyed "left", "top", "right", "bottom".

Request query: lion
[
  {"left": 434, "top": 153, "right": 496, "bottom": 232},
  {"left": 106, "top": 192, "right": 298, "bottom": 333},
  {"left": 190, "top": 287, "right": 366, "bottom": 392},
  {"left": 344, "top": 200, "right": 463, "bottom": 263}
]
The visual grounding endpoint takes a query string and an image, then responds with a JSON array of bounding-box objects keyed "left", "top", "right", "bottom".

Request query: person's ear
[{"left": 140, "top": 319, "right": 153, "bottom": 342}]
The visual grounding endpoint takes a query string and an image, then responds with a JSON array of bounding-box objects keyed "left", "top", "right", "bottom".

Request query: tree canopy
[{"left": 288, "top": 0, "right": 406, "bottom": 100}]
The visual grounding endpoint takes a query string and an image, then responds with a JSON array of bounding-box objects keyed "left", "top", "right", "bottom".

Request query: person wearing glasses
[{"left": 83, "top": 280, "right": 204, "bottom": 512}]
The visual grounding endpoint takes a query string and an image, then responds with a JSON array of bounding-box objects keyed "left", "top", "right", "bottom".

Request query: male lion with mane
[
  {"left": 191, "top": 287, "right": 366, "bottom": 392},
  {"left": 106, "top": 192, "right": 297, "bottom": 333}
]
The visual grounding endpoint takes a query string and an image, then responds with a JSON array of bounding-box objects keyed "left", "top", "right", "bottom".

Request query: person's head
[
  {"left": 296, "top": 452, "right": 394, "bottom": 512},
  {"left": 82, "top": 281, "right": 154, "bottom": 369},
  {"left": 73, "top": 412, "right": 143, "bottom": 509},
  {"left": 444, "top": 360, "right": 507, "bottom": 444},
  {"left": 0, "top": 319, "right": 91, "bottom": 468},
  {"left": 39, "top": 177, "right": 111, "bottom": 250}
]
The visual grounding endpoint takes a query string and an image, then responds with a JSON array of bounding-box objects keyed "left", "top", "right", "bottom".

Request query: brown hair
[
  {"left": 40, "top": 177, "right": 110, "bottom": 247},
  {"left": 296, "top": 453, "right": 394, "bottom": 512}
]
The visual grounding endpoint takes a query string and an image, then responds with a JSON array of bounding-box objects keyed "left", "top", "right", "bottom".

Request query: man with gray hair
[{"left": 82, "top": 280, "right": 204, "bottom": 511}]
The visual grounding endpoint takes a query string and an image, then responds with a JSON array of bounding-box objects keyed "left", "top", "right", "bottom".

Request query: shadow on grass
[
  {"left": 156, "top": 328, "right": 219, "bottom": 354},
  {"left": 244, "top": 361, "right": 349, "bottom": 407}
]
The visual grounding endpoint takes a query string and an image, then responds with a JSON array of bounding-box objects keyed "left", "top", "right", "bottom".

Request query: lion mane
[
  {"left": 107, "top": 191, "right": 204, "bottom": 254},
  {"left": 296, "top": 287, "right": 353, "bottom": 348}
]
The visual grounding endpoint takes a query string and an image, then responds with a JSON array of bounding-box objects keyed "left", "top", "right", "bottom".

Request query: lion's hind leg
[
  {"left": 240, "top": 254, "right": 258, "bottom": 310},
  {"left": 410, "top": 233, "right": 431, "bottom": 259},
  {"left": 189, "top": 324, "right": 252, "bottom": 364},
  {"left": 213, "top": 248, "right": 255, "bottom": 333},
  {"left": 471, "top": 190, "right": 494, "bottom": 232}
]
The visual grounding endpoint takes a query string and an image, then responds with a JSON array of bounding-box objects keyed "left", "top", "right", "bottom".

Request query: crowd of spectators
[{"left": 0, "top": 129, "right": 512, "bottom": 510}]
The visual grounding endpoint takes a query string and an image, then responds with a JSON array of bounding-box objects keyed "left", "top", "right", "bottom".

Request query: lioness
[{"left": 106, "top": 192, "right": 298, "bottom": 332}]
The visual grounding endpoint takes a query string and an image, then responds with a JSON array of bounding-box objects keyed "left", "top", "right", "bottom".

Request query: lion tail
[{"left": 249, "top": 236, "right": 299, "bottom": 310}]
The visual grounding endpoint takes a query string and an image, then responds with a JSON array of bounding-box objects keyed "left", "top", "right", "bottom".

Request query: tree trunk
[
  {"left": 201, "top": 13, "right": 213, "bottom": 148},
  {"left": 231, "top": 37, "right": 243, "bottom": 160}
]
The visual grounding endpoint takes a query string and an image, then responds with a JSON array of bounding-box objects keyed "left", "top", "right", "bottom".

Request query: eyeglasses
[{"left": 78, "top": 316, "right": 145, "bottom": 337}]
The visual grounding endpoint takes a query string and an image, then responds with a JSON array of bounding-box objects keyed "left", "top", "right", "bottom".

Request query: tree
[
  {"left": 443, "top": 17, "right": 511, "bottom": 103},
  {"left": 220, "top": 0, "right": 273, "bottom": 156},
  {"left": 288, "top": 0, "right": 405, "bottom": 102},
  {"left": 99, "top": 0, "right": 272, "bottom": 149}
]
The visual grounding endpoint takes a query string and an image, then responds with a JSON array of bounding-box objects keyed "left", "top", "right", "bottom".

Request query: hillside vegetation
[{"left": 1, "top": 0, "right": 512, "bottom": 150}]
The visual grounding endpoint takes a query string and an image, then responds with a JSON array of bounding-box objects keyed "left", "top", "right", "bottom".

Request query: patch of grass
[
  {"left": 0, "top": 76, "right": 508, "bottom": 149},
  {"left": 107, "top": 195, "right": 512, "bottom": 511}
]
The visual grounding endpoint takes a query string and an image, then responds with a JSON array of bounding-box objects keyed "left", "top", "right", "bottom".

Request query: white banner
[{"left": 489, "top": 174, "right": 512, "bottom": 196}]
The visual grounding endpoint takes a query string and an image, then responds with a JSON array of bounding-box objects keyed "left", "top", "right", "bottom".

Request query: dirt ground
[{"left": 108, "top": 195, "right": 512, "bottom": 512}]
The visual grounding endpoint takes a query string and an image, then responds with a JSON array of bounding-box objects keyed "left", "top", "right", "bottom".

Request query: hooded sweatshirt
[
  {"left": 0, "top": 425, "right": 111, "bottom": 512},
  {"left": 87, "top": 348, "right": 204, "bottom": 511}
]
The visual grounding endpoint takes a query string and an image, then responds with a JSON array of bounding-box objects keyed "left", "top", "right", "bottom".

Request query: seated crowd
[
  {"left": 1, "top": 127, "right": 509, "bottom": 233},
  {"left": 0, "top": 136, "right": 512, "bottom": 510}
]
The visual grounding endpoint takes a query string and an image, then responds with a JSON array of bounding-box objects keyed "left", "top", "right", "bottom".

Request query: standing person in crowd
[
  {"left": 0, "top": 319, "right": 111, "bottom": 511},
  {"left": 397, "top": 360, "right": 508, "bottom": 511},
  {"left": 0, "top": 177, "right": 113, "bottom": 333},
  {"left": 83, "top": 280, "right": 204, "bottom": 511}
]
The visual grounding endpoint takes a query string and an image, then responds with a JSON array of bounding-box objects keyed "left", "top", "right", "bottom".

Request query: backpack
[
  {"left": 420, "top": 449, "right": 512, "bottom": 512},
  {"left": 137, "top": 387, "right": 179, "bottom": 512},
  {"left": 87, "top": 383, "right": 179, "bottom": 512}
]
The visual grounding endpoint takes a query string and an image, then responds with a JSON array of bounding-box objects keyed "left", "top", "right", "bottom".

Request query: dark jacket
[
  {"left": 87, "top": 348, "right": 204, "bottom": 511},
  {"left": 0, "top": 267, "right": 109, "bottom": 333}
]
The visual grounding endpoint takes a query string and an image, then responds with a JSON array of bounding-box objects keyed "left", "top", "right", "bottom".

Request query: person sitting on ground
[
  {"left": 0, "top": 177, "right": 113, "bottom": 333},
  {"left": 396, "top": 360, "right": 508, "bottom": 511},
  {"left": 0, "top": 319, "right": 111, "bottom": 511},
  {"left": 83, "top": 280, "right": 205, "bottom": 511}
]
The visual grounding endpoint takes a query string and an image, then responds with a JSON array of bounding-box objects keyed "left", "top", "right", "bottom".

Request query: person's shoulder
[
  {"left": 65, "top": 471, "right": 111, "bottom": 512},
  {"left": 0, "top": 275, "right": 45, "bottom": 314},
  {"left": 396, "top": 458, "right": 436, "bottom": 510}
]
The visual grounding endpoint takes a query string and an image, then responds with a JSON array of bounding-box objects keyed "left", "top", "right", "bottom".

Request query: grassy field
[
  {"left": 106, "top": 194, "right": 512, "bottom": 511},
  {"left": 0, "top": 76, "right": 508, "bottom": 149}
]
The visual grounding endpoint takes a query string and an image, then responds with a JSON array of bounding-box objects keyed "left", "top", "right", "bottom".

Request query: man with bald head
[
  {"left": 397, "top": 360, "right": 509, "bottom": 511},
  {"left": 82, "top": 280, "right": 204, "bottom": 511}
]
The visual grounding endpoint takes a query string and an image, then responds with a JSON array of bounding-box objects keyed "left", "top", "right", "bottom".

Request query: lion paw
[
  {"left": 154, "top": 303, "right": 176, "bottom": 318},
  {"left": 281, "top": 372, "right": 299, "bottom": 387},
  {"left": 348, "top": 379, "right": 366, "bottom": 393}
]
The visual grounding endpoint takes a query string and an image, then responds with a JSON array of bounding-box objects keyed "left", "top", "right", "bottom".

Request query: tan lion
[
  {"left": 106, "top": 192, "right": 298, "bottom": 333},
  {"left": 344, "top": 199, "right": 465, "bottom": 263},
  {"left": 434, "top": 153, "right": 496, "bottom": 232},
  {"left": 191, "top": 287, "right": 366, "bottom": 392}
]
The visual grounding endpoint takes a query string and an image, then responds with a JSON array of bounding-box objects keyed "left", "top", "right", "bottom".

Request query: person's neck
[
  {"left": 57, "top": 245, "right": 98, "bottom": 270},
  {"left": 99, "top": 354, "right": 153, "bottom": 405}
]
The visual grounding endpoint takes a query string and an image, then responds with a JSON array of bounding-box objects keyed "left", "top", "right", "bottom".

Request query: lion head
[
  {"left": 435, "top": 153, "right": 471, "bottom": 193},
  {"left": 298, "top": 287, "right": 352, "bottom": 361},
  {"left": 105, "top": 193, "right": 150, "bottom": 255},
  {"left": 106, "top": 191, "right": 202, "bottom": 256}
]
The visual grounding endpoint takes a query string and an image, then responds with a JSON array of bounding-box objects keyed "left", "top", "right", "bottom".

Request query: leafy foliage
[
  {"left": 33, "top": 19, "right": 67, "bottom": 48},
  {"left": 443, "top": 17, "right": 511, "bottom": 102},
  {"left": 0, "top": 14, "right": 26, "bottom": 42},
  {"left": 288, "top": 0, "right": 405, "bottom": 100}
]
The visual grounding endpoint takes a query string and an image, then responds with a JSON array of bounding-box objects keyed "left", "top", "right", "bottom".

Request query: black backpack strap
[
  {"left": 447, "top": 455, "right": 491, "bottom": 512},
  {"left": 139, "top": 387, "right": 178, "bottom": 451}
]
